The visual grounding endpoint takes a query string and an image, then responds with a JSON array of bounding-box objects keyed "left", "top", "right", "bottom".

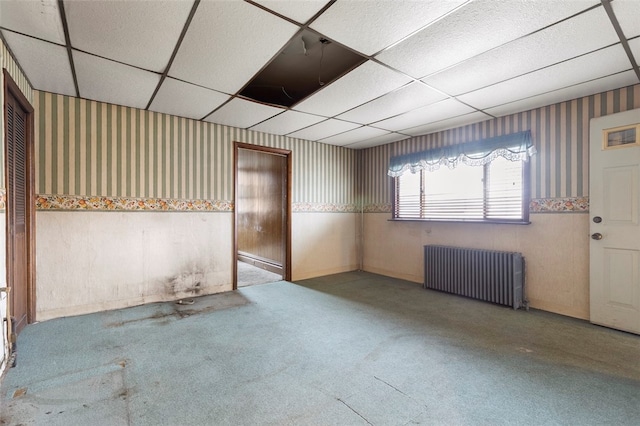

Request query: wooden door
[
  {"left": 590, "top": 109, "right": 640, "bottom": 335},
  {"left": 237, "top": 148, "right": 286, "bottom": 269},
  {"left": 4, "top": 71, "right": 34, "bottom": 336},
  {"left": 234, "top": 143, "right": 291, "bottom": 289}
]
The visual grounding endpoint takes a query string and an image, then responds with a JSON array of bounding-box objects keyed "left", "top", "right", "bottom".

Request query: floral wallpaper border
[
  {"left": 364, "top": 204, "right": 393, "bottom": 213},
  {"left": 36, "top": 195, "right": 233, "bottom": 212},
  {"left": 529, "top": 197, "right": 589, "bottom": 213},
  {"left": 31, "top": 195, "right": 589, "bottom": 213},
  {"left": 0, "top": 188, "right": 5, "bottom": 210},
  {"left": 33, "top": 195, "right": 360, "bottom": 213},
  {"left": 361, "top": 197, "right": 590, "bottom": 214},
  {"left": 292, "top": 202, "right": 359, "bottom": 213}
]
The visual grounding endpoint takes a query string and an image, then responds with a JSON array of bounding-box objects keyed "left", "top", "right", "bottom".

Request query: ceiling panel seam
[
  {"left": 57, "top": 0, "right": 79, "bottom": 98},
  {"left": 452, "top": 41, "right": 624, "bottom": 99},
  {"left": 367, "top": 0, "right": 473, "bottom": 58},
  {"left": 486, "top": 69, "right": 634, "bottom": 112},
  {"left": 414, "top": 3, "right": 604, "bottom": 82},
  {"left": 145, "top": 0, "right": 201, "bottom": 111},
  {"left": 601, "top": 0, "right": 640, "bottom": 83}
]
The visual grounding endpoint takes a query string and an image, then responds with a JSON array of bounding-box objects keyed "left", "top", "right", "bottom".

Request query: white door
[{"left": 590, "top": 108, "right": 640, "bottom": 335}]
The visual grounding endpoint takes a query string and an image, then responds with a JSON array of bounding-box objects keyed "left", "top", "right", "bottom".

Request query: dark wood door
[
  {"left": 237, "top": 148, "right": 286, "bottom": 268},
  {"left": 5, "top": 76, "right": 32, "bottom": 335}
]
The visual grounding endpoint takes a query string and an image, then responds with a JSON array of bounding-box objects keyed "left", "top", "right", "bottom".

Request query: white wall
[
  {"left": 363, "top": 213, "right": 590, "bottom": 319},
  {"left": 291, "top": 212, "right": 358, "bottom": 280}
]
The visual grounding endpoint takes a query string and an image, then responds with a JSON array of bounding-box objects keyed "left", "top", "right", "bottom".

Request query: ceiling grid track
[
  {"left": 601, "top": 0, "right": 640, "bottom": 83},
  {"left": 145, "top": 0, "right": 201, "bottom": 111},
  {"left": 57, "top": 0, "right": 80, "bottom": 98}
]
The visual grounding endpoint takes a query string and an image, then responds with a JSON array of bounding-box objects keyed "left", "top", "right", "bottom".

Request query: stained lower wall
[
  {"left": 36, "top": 210, "right": 358, "bottom": 320},
  {"left": 36, "top": 211, "right": 232, "bottom": 320}
]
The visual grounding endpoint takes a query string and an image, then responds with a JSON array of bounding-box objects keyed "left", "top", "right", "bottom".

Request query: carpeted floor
[
  {"left": 1, "top": 271, "right": 639, "bottom": 425},
  {"left": 237, "top": 261, "right": 282, "bottom": 287}
]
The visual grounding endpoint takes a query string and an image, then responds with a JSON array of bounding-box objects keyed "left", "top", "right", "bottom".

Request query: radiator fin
[{"left": 424, "top": 245, "right": 524, "bottom": 309}]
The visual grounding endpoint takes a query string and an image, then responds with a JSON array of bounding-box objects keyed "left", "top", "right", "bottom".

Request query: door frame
[
  {"left": 3, "top": 69, "right": 36, "bottom": 327},
  {"left": 233, "top": 142, "right": 292, "bottom": 290}
]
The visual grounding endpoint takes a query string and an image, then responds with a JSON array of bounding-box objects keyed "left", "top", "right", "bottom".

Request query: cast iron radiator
[{"left": 424, "top": 245, "right": 524, "bottom": 309}]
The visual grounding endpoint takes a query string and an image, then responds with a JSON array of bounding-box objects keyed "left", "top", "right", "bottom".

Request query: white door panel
[{"left": 590, "top": 108, "right": 640, "bottom": 334}]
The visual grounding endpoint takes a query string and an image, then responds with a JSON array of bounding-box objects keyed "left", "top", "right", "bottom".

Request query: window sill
[{"left": 388, "top": 218, "right": 531, "bottom": 225}]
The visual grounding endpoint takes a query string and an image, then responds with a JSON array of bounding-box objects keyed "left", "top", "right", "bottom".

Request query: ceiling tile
[
  {"left": 251, "top": 0, "right": 330, "bottom": 24},
  {"left": 310, "top": 0, "right": 466, "bottom": 55},
  {"left": 0, "top": 0, "right": 65, "bottom": 44},
  {"left": 484, "top": 70, "right": 640, "bottom": 118},
  {"left": 2, "top": 31, "right": 75, "bottom": 96},
  {"left": 250, "top": 110, "right": 326, "bottom": 135},
  {"left": 287, "top": 119, "right": 360, "bottom": 141},
  {"left": 423, "top": 7, "right": 618, "bottom": 96},
  {"left": 170, "top": 1, "right": 299, "bottom": 94},
  {"left": 336, "top": 82, "right": 448, "bottom": 124},
  {"left": 203, "top": 98, "right": 283, "bottom": 129},
  {"left": 374, "top": 98, "right": 475, "bottom": 132},
  {"left": 319, "top": 126, "right": 389, "bottom": 146},
  {"left": 73, "top": 51, "right": 160, "bottom": 110},
  {"left": 627, "top": 34, "right": 640, "bottom": 60},
  {"left": 376, "top": 0, "right": 600, "bottom": 78},
  {"left": 294, "top": 61, "right": 411, "bottom": 117},
  {"left": 343, "top": 132, "right": 410, "bottom": 150},
  {"left": 457, "top": 44, "right": 631, "bottom": 110},
  {"left": 612, "top": 0, "right": 640, "bottom": 39},
  {"left": 149, "top": 78, "right": 230, "bottom": 120},
  {"left": 65, "top": 0, "right": 192, "bottom": 73},
  {"left": 402, "top": 111, "right": 492, "bottom": 137}
]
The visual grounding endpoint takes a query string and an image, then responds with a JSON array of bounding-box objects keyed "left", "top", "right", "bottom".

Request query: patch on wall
[{"left": 35, "top": 194, "right": 233, "bottom": 212}]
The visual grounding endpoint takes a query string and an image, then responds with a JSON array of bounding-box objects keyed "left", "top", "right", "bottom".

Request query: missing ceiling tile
[{"left": 240, "top": 29, "right": 366, "bottom": 108}]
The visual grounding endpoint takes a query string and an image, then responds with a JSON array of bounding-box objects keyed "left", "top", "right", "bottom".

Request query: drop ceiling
[{"left": 1, "top": 0, "right": 639, "bottom": 149}]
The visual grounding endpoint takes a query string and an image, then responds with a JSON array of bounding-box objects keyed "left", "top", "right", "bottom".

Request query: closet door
[{"left": 5, "top": 73, "right": 34, "bottom": 335}]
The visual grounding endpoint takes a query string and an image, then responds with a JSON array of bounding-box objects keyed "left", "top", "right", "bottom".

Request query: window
[
  {"left": 389, "top": 131, "right": 534, "bottom": 224},
  {"left": 394, "top": 156, "right": 528, "bottom": 223}
]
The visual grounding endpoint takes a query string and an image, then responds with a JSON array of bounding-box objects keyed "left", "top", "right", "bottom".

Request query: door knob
[{"left": 591, "top": 233, "right": 603, "bottom": 240}]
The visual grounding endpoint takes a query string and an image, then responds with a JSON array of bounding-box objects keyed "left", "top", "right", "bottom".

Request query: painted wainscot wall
[{"left": 360, "top": 83, "right": 640, "bottom": 320}]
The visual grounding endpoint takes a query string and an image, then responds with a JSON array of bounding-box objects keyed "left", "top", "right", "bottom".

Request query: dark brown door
[
  {"left": 237, "top": 148, "right": 286, "bottom": 269},
  {"left": 5, "top": 72, "right": 33, "bottom": 336},
  {"left": 234, "top": 143, "right": 291, "bottom": 288}
]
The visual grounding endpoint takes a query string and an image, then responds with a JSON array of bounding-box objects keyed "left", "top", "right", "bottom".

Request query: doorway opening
[
  {"left": 3, "top": 70, "right": 35, "bottom": 345},
  {"left": 233, "top": 143, "right": 291, "bottom": 289}
]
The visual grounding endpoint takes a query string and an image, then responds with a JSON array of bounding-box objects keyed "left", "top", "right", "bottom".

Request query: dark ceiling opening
[{"left": 240, "top": 29, "right": 367, "bottom": 108}]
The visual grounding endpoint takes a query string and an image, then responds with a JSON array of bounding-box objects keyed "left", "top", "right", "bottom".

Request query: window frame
[{"left": 391, "top": 158, "right": 531, "bottom": 225}]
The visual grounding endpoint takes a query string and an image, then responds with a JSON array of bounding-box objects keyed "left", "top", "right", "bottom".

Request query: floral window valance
[{"left": 388, "top": 130, "right": 536, "bottom": 177}]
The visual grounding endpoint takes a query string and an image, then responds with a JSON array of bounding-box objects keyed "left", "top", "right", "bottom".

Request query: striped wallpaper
[
  {"left": 34, "top": 91, "right": 356, "bottom": 207},
  {"left": 359, "top": 84, "right": 640, "bottom": 208},
  {"left": 1, "top": 39, "right": 33, "bottom": 104},
  {"left": 1, "top": 38, "right": 34, "bottom": 192}
]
